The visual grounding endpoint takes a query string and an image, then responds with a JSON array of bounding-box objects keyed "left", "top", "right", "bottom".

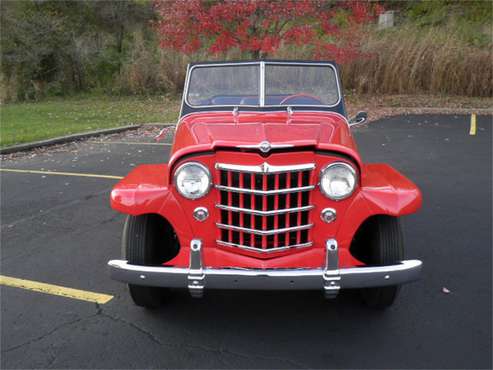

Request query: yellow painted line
[
  {"left": 0, "top": 168, "right": 123, "bottom": 180},
  {"left": 0, "top": 275, "right": 113, "bottom": 304},
  {"left": 469, "top": 113, "right": 477, "bottom": 135},
  {"left": 88, "top": 140, "right": 171, "bottom": 146}
]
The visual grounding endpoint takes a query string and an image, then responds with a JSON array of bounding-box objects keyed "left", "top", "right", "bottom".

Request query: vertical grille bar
[
  {"left": 250, "top": 173, "right": 256, "bottom": 248},
  {"left": 238, "top": 172, "right": 244, "bottom": 246},
  {"left": 227, "top": 171, "right": 233, "bottom": 243},
  {"left": 273, "top": 173, "right": 279, "bottom": 247},
  {"left": 261, "top": 174, "right": 267, "bottom": 250},
  {"left": 296, "top": 170, "right": 303, "bottom": 245},
  {"left": 285, "top": 171, "right": 292, "bottom": 247}
]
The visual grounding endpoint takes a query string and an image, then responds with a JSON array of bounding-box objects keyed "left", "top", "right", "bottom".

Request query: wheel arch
[
  {"left": 348, "top": 214, "right": 402, "bottom": 264},
  {"left": 123, "top": 213, "right": 181, "bottom": 265}
]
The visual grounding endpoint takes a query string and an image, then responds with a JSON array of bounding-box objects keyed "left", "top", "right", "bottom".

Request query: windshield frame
[{"left": 183, "top": 61, "right": 342, "bottom": 110}]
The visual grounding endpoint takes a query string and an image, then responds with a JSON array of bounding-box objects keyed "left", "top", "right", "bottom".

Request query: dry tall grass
[{"left": 342, "top": 26, "right": 493, "bottom": 97}]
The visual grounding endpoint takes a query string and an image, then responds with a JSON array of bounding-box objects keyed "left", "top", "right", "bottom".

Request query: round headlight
[
  {"left": 174, "top": 162, "right": 211, "bottom": 199},
  {"left": 320, "top": 162, "right": 357, "bottom": 200}
]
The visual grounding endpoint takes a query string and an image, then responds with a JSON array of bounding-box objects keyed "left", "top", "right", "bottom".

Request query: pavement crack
[
  {"left": 44, "top": 348, "right": 58, "bottom": 368},
  {"left": 1, "top": 313, "right": 99, "bottom": 354},
  {"left": 218, "top": 346, "right": 308, "bottom": 368},
  {"left": 99, "top": 214, "right": 120, "bottom": 225},
  {"left": 99, "top": 311, "right": 164, "bottom": 346},
  {"left": 99, "top": 309, "right": 306, "bottom": 368},
  {"left": 4, "top": 304, "right": 305, "bottom": 368},
  {"left": 1, "top": 187, "right": 110, "bottom": 232}
]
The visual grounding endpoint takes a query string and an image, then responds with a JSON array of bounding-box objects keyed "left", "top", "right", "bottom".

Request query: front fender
[
  {"left": 110, "top": 164, "right": 193, "bottom": 239},
  {"left": 336, "top": 163, "right": 422, "bottom": 248}
]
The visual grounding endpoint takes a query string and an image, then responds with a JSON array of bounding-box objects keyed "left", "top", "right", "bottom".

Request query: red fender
[
  {"left": 110, "top": 164, "right": 193, "bottom": 241},
  {"left": 336, "top": 163, "right": 422, "bottom": 249}
]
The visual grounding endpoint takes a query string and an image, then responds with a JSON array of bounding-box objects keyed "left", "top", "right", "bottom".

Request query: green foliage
[
  {"left": 407, "top": 0, "right": 492, "bottom": 25},
  {"left": 0, "top": 0, "right": 155, "bottom": 102},
  {"left": 406, "top": 0, "right": 450, "bottom": 26},
  {"left": 405, "top": 0, "right": 492, "bottom": 47}
]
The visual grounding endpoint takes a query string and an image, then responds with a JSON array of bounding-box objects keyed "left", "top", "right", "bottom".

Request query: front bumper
[{"left": 108, "top": 239, "right": 422, "bottom": 298}]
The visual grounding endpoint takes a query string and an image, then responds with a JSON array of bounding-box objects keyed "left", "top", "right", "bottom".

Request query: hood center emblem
[{"left": 259, "top": 141, "right": 271, "bottom": 153}]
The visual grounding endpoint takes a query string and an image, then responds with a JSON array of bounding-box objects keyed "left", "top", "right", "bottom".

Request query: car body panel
[
  {"left": 111, "top": 158, "right": 421, "bottom": 270},
  {"left": 169, "top": 111, "right": 362, "bottom": 170}
]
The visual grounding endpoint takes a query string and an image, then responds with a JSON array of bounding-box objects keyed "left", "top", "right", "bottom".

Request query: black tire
[
  {"left": 360, "top": 216, "right": 404, "bottom": 309},
  {"left": 122, "top": 214, "right": 173, "bottom": 309}
]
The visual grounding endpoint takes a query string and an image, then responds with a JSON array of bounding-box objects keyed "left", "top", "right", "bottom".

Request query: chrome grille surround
[
  {"left": 215, "top": 162, "right": 315, "bottom": 253},
  {"left": 216, "top": 162, "right": 315, "bottom": 173}
]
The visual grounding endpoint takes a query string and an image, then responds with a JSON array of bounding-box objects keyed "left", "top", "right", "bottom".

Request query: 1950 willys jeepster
[{"left": 108, "top": 60, "right": 422, "bottom": 309}]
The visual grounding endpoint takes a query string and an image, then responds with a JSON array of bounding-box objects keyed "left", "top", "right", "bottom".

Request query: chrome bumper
[{"left": 108, "top": 239, "right": 422, "bottom": 299}]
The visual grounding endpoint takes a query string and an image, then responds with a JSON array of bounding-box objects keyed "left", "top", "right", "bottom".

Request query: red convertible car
[{"left": 108, "top": 60, "right": 422, "bottom": 309}]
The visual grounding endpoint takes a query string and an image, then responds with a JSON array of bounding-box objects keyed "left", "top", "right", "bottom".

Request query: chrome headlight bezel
[
  {"left": 173, "top": 161, "right": 212, "bottom": 200},
  {"left": 319, "top": 162, "right": 357, "bottom": 200}
]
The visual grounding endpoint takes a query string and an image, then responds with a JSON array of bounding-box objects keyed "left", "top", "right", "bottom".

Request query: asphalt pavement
[{"left": 1, "top": 114, "right": 491, "bottom": 369}]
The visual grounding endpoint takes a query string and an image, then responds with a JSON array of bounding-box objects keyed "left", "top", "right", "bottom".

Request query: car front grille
[{"left": 215, "top": 162, "right": 315, "bottom": 253}]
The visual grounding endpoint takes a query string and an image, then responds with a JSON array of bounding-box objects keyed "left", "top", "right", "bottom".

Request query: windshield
[{"left": 186, "top": 62, "right": 340, "bottom": 107}]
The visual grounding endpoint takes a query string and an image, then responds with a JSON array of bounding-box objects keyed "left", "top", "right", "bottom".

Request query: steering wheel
[{"left": 279, "top": 93, "right": 323, "bottom": 105}]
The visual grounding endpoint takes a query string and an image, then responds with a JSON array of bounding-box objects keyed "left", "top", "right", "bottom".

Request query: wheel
[
  {"left": 122, "top": 214, "right": 177, "bottom": 309},
  {"left": 359, "top": 216, "right": 404, "bottom": 309}
]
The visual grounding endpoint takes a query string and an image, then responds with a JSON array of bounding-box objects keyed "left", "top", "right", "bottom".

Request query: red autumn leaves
[{"left": 154, "top": 0, "right": 383, "bottom": 63}]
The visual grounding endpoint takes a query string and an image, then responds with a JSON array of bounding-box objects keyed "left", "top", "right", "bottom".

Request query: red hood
[{"left": 170, "top": 111, "right": 360, "bottom": 166}]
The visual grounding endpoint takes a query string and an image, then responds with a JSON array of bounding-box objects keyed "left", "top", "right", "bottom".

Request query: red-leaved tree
[{"left": 154, "top": 0, "right": 383, "bottom": 63}]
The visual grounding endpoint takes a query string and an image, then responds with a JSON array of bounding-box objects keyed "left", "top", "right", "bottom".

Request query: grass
[{"left": 0, "top": 95, "right": 181, "bottom": 147}]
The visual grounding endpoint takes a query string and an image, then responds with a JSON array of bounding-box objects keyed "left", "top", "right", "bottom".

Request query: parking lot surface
[{"left": 1, "top": 114, "right": 491, "bottom": 369}]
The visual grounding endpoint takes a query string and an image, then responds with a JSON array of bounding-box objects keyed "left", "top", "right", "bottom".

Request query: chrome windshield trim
[
  {"left": 259, "top": 61, "right": 265, "bottom": 106},
  {"left": 217, "top": 240, "right": 312, "bottom": 253},
  {"left": 215, "top": 184, "right": 314, "bottom": 195},
  {"left": 216, "top": 223, "right": 313, "bottom": 236},
  {"left": 184, "top": 61, "right": 342, "bottom": 109},
  {"left": 216, "top": 204, "right": 314, "bottom": 216},
  {"left": 216, "top": 162, "right": 315, "bottom": 174}
]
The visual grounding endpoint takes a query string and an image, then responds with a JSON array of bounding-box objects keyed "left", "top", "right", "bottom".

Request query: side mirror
[{"left": 349, "top": 111, "right": 368, "bottom": 127}]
